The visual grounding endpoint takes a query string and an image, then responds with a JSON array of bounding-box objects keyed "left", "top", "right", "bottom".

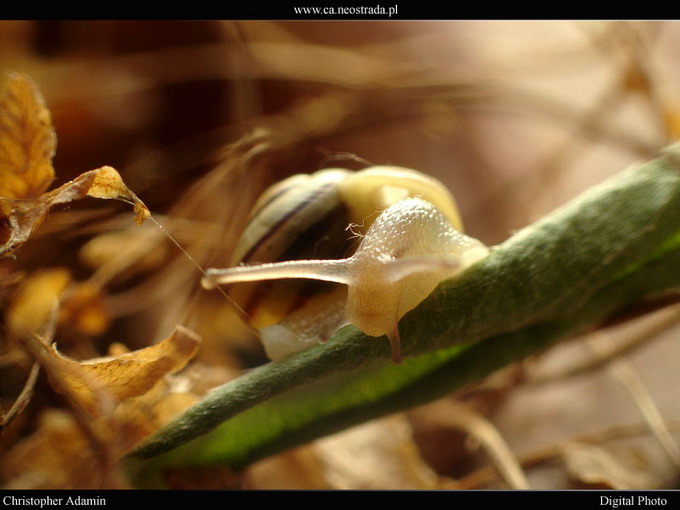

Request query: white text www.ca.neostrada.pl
[{"left": 293, "top": 5, "right": 398, "bottom": 17}]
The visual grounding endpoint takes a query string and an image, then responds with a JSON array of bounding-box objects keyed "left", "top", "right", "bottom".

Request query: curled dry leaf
[
  {"left": 2, "top": 329, "right": 204, "bottom": 489},
  {"left": 0, "top": 73, "right": 56, "bottom": 199},
  {"left": 0, "top": 73, "right": 150, "bottom": 257},
  {"left": 47, "top": 325, "right": 201, "bottom": 414},
  {"left": 82, "top": 165, "right": 150, "bottom": 225},
  {"left": 0, "top": 165, "right": 151, "bottom": 257}
]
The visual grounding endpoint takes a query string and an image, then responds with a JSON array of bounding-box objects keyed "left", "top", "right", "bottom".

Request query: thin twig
[
  {"left": 591, "top": 334, "right": 680, "bottom": 470},
  {"left": 451, "top": 420, "right": 680, "bottom": 489},
  {"left": 0, "top": 361, "right": 39, "bottom": 433},
  {"left": 420, "top": 400, "right": 530, "bottom": 490},
  {"left": 528, "top": 303, "right": 680, "bottom": 386}
]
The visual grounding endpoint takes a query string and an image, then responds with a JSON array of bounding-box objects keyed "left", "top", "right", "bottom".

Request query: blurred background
[{"left": 1, "top": 20, "right": 679, "bottom": 490}]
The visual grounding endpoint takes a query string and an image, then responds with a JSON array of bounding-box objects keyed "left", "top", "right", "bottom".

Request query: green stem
[{"left": 127, "top": 145, "right": 680, "bottom": 479}]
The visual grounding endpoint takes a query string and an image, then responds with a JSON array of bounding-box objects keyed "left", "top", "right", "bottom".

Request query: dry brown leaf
[
  {"left": 247, "top": 415, "right": 440, "bottom": 490},
  {"left": 2, "top": 334, "right": 207, "bottom": 489},
  {"left": 48, "top": 325, "right": 201, "bottom": 414},
  {"left": 83, "top": 165, "right": 150, "bottom": 225},
  {"left": 0, "top": 165, "right": 150, "bottom": 257},
  {"left": 5, "top": 267, "right": 71, "bottom": 336},
  {"left": 0, "top": 73, "right": 56, "bottom": 199},
  {"left": 2, "top": 268, "right": 70, "bottom": 434},
  {"left": 5, "top": 268, "right": 110, "bottom": 338},
  {"left": 0, "top": 72, "right": 149, "bottom": 257},
  {"left": 562, "top": 442, "right": 663, "bottom": 489},
  {"left": 311, "top": 415, "right": 439, "bottom": 490},
  {"left": 246, "top": 448, "right": 331, "bottom": 490},
  {"left": 1, "top": 393, "right": 206, "bottom": 489},
  {"left": 0, "top": 409, "right": 124, "bottom": 489},
  {"left": 58, "top": 282, "right": 110, "bottom": 336},
  {"left": 0, "top": 262, "right": 24, "bottom": 298}
]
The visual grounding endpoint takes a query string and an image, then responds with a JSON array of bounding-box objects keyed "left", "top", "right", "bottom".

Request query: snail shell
[{"left": 203, "top": 166, "right": 488, "bottom": 363}]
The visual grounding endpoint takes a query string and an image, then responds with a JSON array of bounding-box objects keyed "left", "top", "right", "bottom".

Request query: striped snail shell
[{"left": 203, "top": 166, "right": 488, "bottom": 364}]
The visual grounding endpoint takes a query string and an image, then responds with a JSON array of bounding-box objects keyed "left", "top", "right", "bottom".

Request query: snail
[{"left": 202, "top": 166, "right": 488, "bottom": 364}]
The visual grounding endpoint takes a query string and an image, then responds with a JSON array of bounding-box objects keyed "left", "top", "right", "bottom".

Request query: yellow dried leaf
[
  {"left": 58, "top": 282, "right": 110, "bottom": 336},
  {"left": 49, "top": 325, "right": 201, "bottom": 414},
  {"left": 2, "top": 339, "right": 218, "bottom": 488},
  {"left": 0, "top": 73, "right": 56, "bottom": 199},
  {"left": 5, "top": 267, "right": 71, "bottom": 336},
  {"left": 84, "top": 165, "right": 151, "bottom": 225},
  {"left": 1, "top": 409, "right": 111, "bottom": 489},
  {"left": 0, "top": 165, "right": 150, "bottom": 257}
]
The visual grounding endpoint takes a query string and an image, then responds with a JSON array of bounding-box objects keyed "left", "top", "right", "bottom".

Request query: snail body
[{"left": 203, "top": 166, "right": 488, "bottom": 364}]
